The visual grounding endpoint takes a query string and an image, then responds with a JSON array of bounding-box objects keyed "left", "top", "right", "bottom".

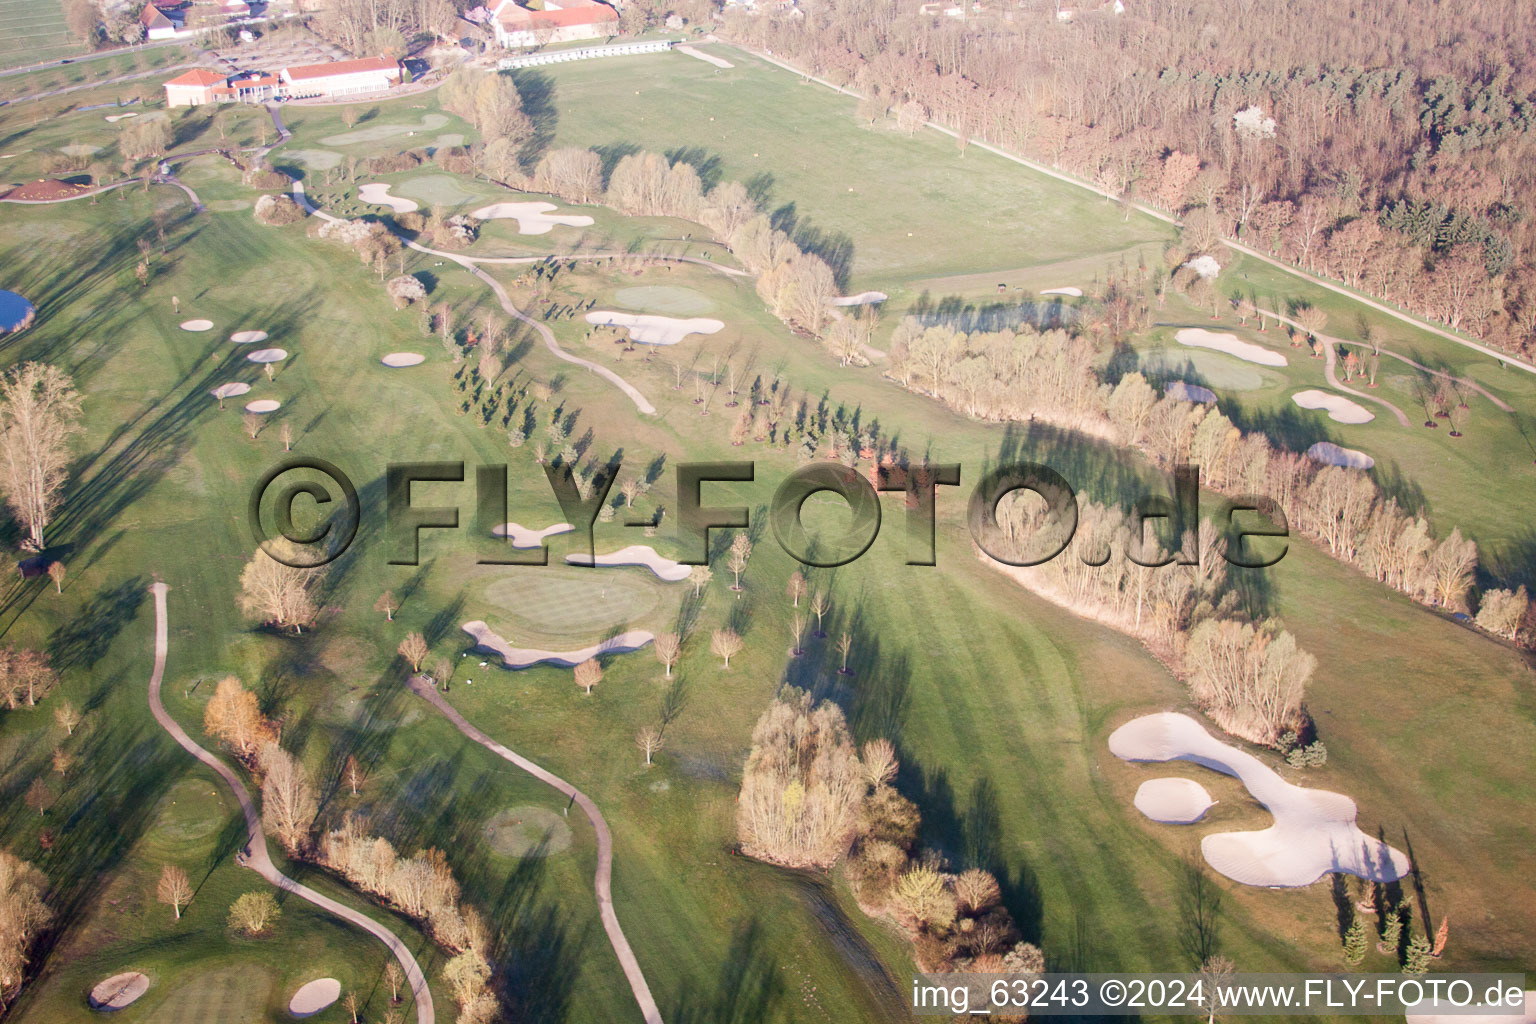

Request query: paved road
[
  {"left": 144, "top": 583, "right": 436, "bottom": 1024},
  {"left": 292, "top": 181, "right": 661, "bottom": 416},
  {"left": 406, "top": 675, "right": 663, "bottom": 1024}
]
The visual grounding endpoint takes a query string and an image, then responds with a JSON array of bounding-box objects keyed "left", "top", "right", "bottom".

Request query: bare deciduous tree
[
  {"left": 203, "top": 676, "right": 276, "bottom": 758},
  {"left": 46, "top": 562, "right": 63, "bottom": 594},
  {"left": 52, "top": 700, "right": 80, "bottom": 736},
  {"left": 0, "top": 363, "right": 83, "bottom": 551},
  {"left": 789, "top": 612, "right": 806, "bottom": 656},
  {"left": 157, "top": 864, "right": 192, "bottom": 920},
  {"left": 653, "top": 632, "right": 680, "bottom": 677},
  {"left": 375, "top": 590, "right": 398, "bottom": 621},
  {"left": 687, "top": 564, "right": 712, "bottom": 595},
  {"left": 636, "top": 725, "right": 664, "bottom": 765},
  {"left": 238, "top": 541, "right": 324, "bottom": 633},
  {"left": 574, "top": 658, "right": 601, "bottom": 695},
  {"left": 398, "top": 632, "right": 428, "bottom": 672},
  {"left": 711, "top": 628, "right": 743, "bottom": 668},
  {"left": 385, "top": 961, "right": 404, "bottom": 1003},
  {"left": 810, "top": 591, "right": 830, "bottom": 636},
  {"left": 786, "top": 570, "right": 807, "bottom": 607},
  {"left": 727, "top": 533, "right": 752, "bottom": 591},
  {"left": 259, "top": 742, "right": 317, "bottom": 856}
]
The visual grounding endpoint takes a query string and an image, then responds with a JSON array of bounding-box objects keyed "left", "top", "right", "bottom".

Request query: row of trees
[
  {"left": 737, "top": 691, "right": 1043, "bottom": 973},
  {"left": 0, "top": 851, "right": 49, "bottom": 1012}
]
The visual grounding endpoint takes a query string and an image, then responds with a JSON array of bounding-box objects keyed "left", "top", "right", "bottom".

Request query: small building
[
  {"left": 140, "top": 3, "right": 182, "bottom": 39},
  {"left": 213, "top": 71, "right": 280, "bottom": 102},
  {"left": 278, "top": 55, "right": 402, "bottom": 98},
  {"left": 163, "top": 67, "right": 227, "bottom": 106},
  {"left": 489, "top": 0, "right": 618, "bottom": 49}
]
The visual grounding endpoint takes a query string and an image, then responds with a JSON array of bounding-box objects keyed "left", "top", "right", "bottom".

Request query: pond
[{"left": 0, "top": 290, "right": 34, "bottom": 332}]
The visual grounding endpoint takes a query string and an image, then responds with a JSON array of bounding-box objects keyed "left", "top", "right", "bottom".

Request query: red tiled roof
[
  {"left": 140, "top": 5, "right": 175, "bottom": 28},
  {"left": 165, "top": 68, "right": 226, "bottom": 87},
  {"left": 282, "top": 56, "right": 400, "bottom": 81},
  {"left": 497, "top": 1, "right": 618, "bottom": 27}
]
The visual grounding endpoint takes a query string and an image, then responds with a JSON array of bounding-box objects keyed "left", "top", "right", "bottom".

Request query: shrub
[
  {"left": 253, "top": 194, "right": 303, "bottom": 226},
  {"left": 228, "top": 891, "right": 280, "bottom": 935}
]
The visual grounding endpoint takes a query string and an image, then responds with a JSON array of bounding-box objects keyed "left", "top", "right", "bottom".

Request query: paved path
[
  {"left": 144, "top": 583, "right": 435, "bottom": 1024},
  {"left": 406, "top": 675, "right": 662, "bottom": 1024},
  {"left": 292, "top": 181, "right": 660, "bottom": 416},
  {"left": 1258, "top": 308, "right": 1411, "bottom": 426}
]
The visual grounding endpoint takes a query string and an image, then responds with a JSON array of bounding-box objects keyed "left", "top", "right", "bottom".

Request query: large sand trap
[
  {"left": 230, "top": 330, "right": 267, "bottom": 344},
  {"left": 492, "top": 521, "right": 574, "bottom": 547},
  {"left": 830, "top": 291, "right": 887, "bottom": 306},
  {"left": 677, "top": 44, "right": 734, "bottom": 68},
  {"left": 463, "top": 620, "right": 654, "bottom": 669},
  {"left": 1165, "top": 381, "right": 1217, "bottom": 404},
  {"left": 104, "top": 112, "right": 138, "bottom": 123},
  {"left": 1109, "top": 712, "right": 1412, "bottom": 887},
  {"left": 469, "top": 201, "right": 594, "bottom": 235},
  {"left": 484, "top": 806, "right": 573, "bottom": 858},
  {"left": 1040, "top": 286, "right": 1083, "bottom": 297},
  {"left": 566, "top": 544, "right": 691, "bottom": 581},
  {"left": 245, "top": 399, "right": 281, "bottom": 413},
  {"left": 358, "top": 182, "right": 419, "bottom": 213},
  {"left": 1307, "top": 441, "right": 1375, "bottom": 469},
  {"left": 247, "top": 348, "right": 288, "bottom": 364},
  {"left": 1293, "top": 388, "right": 1374, "bottom": 424},
  {"left": 1134, "top": 777, "right": 1215, "bottom": 824},
  {"left": 210, "top": 382, "right": 251, "bottom": 399},
  {"left": 381, "top": 352, "right": 425, "bottom": 367},
  {"left": 288, "top": 978, "right": 341, "bottom": 1018},
  {"left": 180, "top": 319, "right": 214, "bottom": 332},
  {"left": 1175, "top": 328, "right": 1288, "bottom": 367},
  {"left": 1406, "top": 990, "right": 1536, "bottom": 1024},
  {"left": 89, "top": 972, "right": 149, "bottom": 1010},
  {"left": 584, "top": 311, "right": 725, "bottom": 346}
]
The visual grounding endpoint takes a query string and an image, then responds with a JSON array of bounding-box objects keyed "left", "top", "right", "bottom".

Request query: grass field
[
  {"left": 0, "top": 0, "right": 81, "bottom": 69},
  {"left": 0, "top": 41, "right": 1530, "bottom": 1024}
]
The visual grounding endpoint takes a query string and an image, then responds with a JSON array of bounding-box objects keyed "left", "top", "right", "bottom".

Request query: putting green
[
  {"left": 139, "top": 965, "right": 274, "bottom": 1023},
  {"left": 483, "top": 806, "right": 573, "bottom": 858},
  {"left": 613, "top": 285, "right": 716, "bottom": 316},
  {"left": 276, "top": 148, "right": 343, "bottom": 171},
  {"left": 480, "top": 566, "right": 660, "bottom": 641},
  {"left": 1134, "top": 347, "right": 1272, "bottom": 391},
  {"left": 319, "top": 114, "right": 450, "bottom": 147},
  {"left": 393, "top": 174, "right": 485, "bottom": 208},
  {"left": 149, "top": 777, "right": 227, "bottom": 844}
]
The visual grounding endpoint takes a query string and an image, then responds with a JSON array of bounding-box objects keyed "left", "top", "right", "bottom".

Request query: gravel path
[
  {"left": 406, "top": 674, "right": 664, "bottom": 1024},
  {"left": 145, "top": 583, "right": 435, "bottom": 1024}
]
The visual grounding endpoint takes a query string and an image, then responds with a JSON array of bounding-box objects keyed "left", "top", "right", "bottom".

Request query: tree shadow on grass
[
  {"left": 668, "top": 917, "right": 784, "bottom": 1024},
  {"left": 45, "top": 575, "right": 147, "bottom": 672}
]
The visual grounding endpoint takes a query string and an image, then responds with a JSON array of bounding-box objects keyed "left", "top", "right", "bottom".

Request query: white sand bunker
[
  {"left": 566, "top": 544, "right": 690, "bottom": 581},
  {"left": 381, "top": 352, "right": 425, "bottom": 367},
  {"left": 89, "top": 972, "right": 150, "bottom": 1010},
  {"left": 1307, "top": 441, "right": 1375, "bottom": 469},
  {"left": 247, "top": 348, "right": 288, "bottom": 364},
  {"left": 288, "top": 978, "right": 341, "bottom": 1018},
  {"left": 358, "top": 182, "right": 419, "bottom": 213},
  {"left": 1175, "top": 328, "right": 1288, "bottom": 367},
  {"left": 1040, "top": 286, "right": 1083, "bottom": 297},
  {"left": 104, "top": 112, "right": 138, "bottom": 123},
  {"left": 180, "top": 319, "right": 214, "bottom": 332},
  {"left": 1165, "top": 381, "right": 1216, "bottom": 404},
  {"left": 677, "top": 44, "right": 734, "bottom": 68},
  {"left": 245, "top": 399, "right": 281, "bottom": 413},
  {"left": 492, "top": 521, "right": 574, "bottom": 548},
  {"left": 1109, "top": 712, "right": 1412, "bottom": 887},
  {"left": 1134, "top": 777, "right": 1215, "bottom": 824},
  {"left": 462, "top": 620, "right": 654, "bottom": 669},
  {"left": 585, "top": 311, "right": 725, "bottom": 346},
  {"left": 230, "top": 330, "right": 267, "bottom": 344},
  {"left": 1407, "top": 990, "right": 1536, "bottom": 1024},
  {"left": 484, "top": 806, "right": 573, "bottom": 858},
  {"left": 470, "top": 201, "right": 594, "bottom": 235},
  {"left": 830, "top": 291, "right": 887, "bottom": 306},
  {"left": 1293, "top": 389, "right": 1373, "bottom": 424},
  {"left": 210, "top": 382, "right": 251, "bottom": 399}
]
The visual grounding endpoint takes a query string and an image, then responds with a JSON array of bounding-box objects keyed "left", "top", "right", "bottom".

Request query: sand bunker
[
  {"left": 104, "top": 112, "right": 138, "bottom": 123},
  {"left": 381, "top": 352, "right": 425, "bottom": 367},
  {"left": 180, "top": 319, "right": 214, "bottom": 332},
  {"left": 484, "top": 806, "right": 573, "bottom": 858},
  {"left": 1406, "top": 990, "right": 1536, "bottom": 1024},
  {"left": 358, "top": 182, "right": 419, "bottom": 213},
  {"left": 89, "top": 972, "right": 149, "bottom": 1010},
  {"left": 1307, "top": 441, "right": 1375, "bottom": 469},
  {"left": 585, "top": 311, "right": 725, "bottom": 346},
  {"left": 1165, "top": 381, "right": 1217, "bottom": 403},
  {"left": 1110, "top": 712, "right": 1411, "bottom": 887},
  {"left": 492, "top": 521, "right": 574, "bottom": 547},
  {"left": 462, "top": 620, "right": 654, "bottom": 669},
  {"left": 247, "top": 348, "right": 288, "bottom": 364},
  {"left": 210, "top": 382, "right": 251, "bottom": 399},
  {"left": 244, "top": 399, "right": 281, "bottom": 413},
  {"left": 288, "top": 978, "right": 341, "bottom": 1018},
  {"left": 1040, "top": 286, "right": 1083, "bottom": 297},
  {"left": 1175, "top": 328, "right": 1288, "bottom": 367},
  {"left": 677, "top": 44, "right": 734, "bottom": 68},
  {"left": 1293, "top": 389, "right": 1373, "bottom": 424},
  {"left": 470, "top": 201, "right": 594, "bottom": 235},
  {"left": 1134, "top": 777, "right": 1215, "bottom": 824},
  {"left": 830, "top": 291, "right": 887, "bottom": 306},
  {"left": 230, "top": 330, "right": 267, "bottom": 344},
  {"left": 566, "top": 544, "right": 691, "bottom": 581}
]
